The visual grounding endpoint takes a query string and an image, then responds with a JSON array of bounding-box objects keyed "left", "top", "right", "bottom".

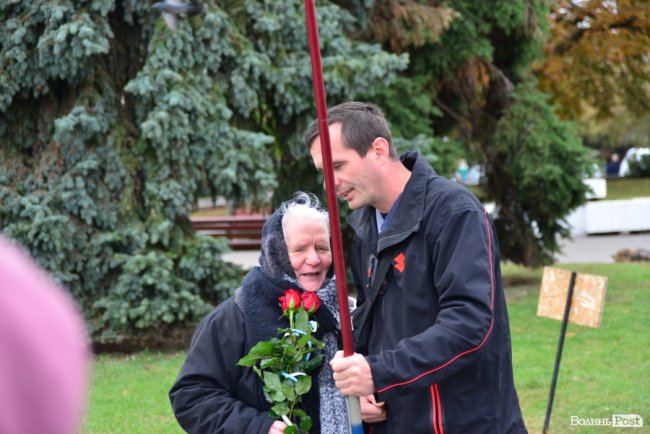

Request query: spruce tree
[{"left": 0, "top": 0, "right": 405, "bottom": 344}]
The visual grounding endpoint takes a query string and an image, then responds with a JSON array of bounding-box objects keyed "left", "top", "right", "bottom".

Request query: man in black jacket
[{"left": 305, "top": 102, "right": 527, "bottom": 433}]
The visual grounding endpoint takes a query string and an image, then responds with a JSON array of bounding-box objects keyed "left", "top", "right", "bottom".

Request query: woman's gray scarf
[{"left": 314, "top": 278, "right": 352, "bottom": 434}]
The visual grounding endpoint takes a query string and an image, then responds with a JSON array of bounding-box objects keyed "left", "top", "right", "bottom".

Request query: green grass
[
  {"left": 505, "top": 262, "right": 650, "bottom": 433},
  {"left": 466, "top": 177, "right": 650, "bottom": 202},
  {"left": 605, "top": 177, "right": 650, "bottom": 200},
  {"left": 84, "top": 263, "right": 650, "bottom": 433},
  {"left": 83, "top": 352, "right": 186, "bottom": 433}
]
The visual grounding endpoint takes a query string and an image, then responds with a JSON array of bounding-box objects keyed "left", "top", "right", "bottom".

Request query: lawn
[
  {"left": 83, "top": 263, "right": 650, "bottom": 433},
  {"left": 83, "top": 352, "right": 186, "bottom": 433},
  {"left": 604, "top": 177, "right": 650, "bottom": 200},
  {"left": 466, "top": 177, "right": 650, "bottom": 203},
  {"left": 504, "top": 262, "right": 650, "bottom": 433}
]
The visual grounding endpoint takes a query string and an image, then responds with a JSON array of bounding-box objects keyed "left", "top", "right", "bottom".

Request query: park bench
[{"left": 190, "top": 215, "right": 267, "bottom": 250}]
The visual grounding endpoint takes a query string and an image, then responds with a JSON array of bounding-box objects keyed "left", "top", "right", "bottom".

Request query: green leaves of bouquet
[{"left": 238, "top": 289, "right": 325, "bottom": 433}]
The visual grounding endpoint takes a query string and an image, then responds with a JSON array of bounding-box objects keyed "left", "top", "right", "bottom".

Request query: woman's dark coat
[{"left": 169, "top": 208, "right": 338, "bottom": 434}]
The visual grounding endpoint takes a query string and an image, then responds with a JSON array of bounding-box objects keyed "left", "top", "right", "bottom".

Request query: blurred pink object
[{"left": 0, "top": 237, "right": 90, "bottom": 434}]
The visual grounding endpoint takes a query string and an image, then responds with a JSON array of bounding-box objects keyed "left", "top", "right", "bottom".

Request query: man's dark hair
[{"left": 304, "top": 102, "right": 398, "bottom": 159}]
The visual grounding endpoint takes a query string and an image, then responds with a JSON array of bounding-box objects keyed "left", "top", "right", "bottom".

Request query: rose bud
[
  {"left": 300, "top": 292, "right": 321, "bottom": 314},
  {"left": 279, "top": 289, "right": 301, "bottom": 311}
]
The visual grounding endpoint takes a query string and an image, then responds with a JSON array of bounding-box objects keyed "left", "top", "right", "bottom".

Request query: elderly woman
[{"left": 170, "top": 193, "right": 349, "bottom": 433}]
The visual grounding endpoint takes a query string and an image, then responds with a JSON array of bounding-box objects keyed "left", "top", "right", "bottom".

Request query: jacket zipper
[{"left": 430, "top": 384, "right": 445, "bottom": 434}]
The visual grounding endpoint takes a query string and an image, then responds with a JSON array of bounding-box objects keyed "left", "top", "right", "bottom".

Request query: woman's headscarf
[{"left": 257, "top": 203, "right": 295, "bottom": 279}]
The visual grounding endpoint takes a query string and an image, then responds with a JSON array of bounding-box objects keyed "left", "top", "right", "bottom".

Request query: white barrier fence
[{"left": 566, "top": 198, "right": 650, "bottom": 236}]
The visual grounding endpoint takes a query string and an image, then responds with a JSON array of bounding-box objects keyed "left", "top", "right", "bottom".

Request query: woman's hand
[
  {"left": 269, "top": 420, "right": 287, "bottom": 434},
  {"left": 360, "top": 394, "right": 387, "bottom": 423},
  {"left": 268, "top": 420, "right": 288, "bottom": 433}
]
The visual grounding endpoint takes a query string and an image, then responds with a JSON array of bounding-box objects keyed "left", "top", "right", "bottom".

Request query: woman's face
[{"left": 284, "top": 216, "right": 332, "bottom": 292}]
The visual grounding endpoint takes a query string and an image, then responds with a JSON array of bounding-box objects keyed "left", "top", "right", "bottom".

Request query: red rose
[
  {"left": 300, "top": 292, "right": 321, "bottom": 314},
  {"left": 279, "top": 289, "right": 301, "bottom": 311}
]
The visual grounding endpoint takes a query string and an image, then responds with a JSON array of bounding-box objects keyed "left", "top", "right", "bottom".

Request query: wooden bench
[{"left": 190, "top": 215, "right": 267, "bottom": 250}]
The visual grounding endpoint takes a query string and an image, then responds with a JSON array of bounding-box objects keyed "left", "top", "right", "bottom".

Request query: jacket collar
[
  {"left": 348, "top": 151, "right": 437, "bottom": 252},
  {"left": 240, "top": 267, "right": 338, "bottom": 347}
]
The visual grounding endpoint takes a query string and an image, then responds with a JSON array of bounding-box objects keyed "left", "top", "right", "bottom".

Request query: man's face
[{"left": 309, "top": 123, "right": 377, "bottom": 210}]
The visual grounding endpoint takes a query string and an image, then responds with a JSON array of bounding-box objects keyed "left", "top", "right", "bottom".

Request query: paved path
[
  {"left": 222, "top": 233, "right": 650, "bottom": 268},
  {"left": 554, "top": 233, "right": 650, "bottom": 263},
  {"left": 221, "top": 250, "right": 260, "bottom": 269}
]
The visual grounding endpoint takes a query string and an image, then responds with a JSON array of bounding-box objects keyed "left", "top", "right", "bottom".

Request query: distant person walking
[
  {"left": 606, "top": 153, "right": 620, "bottom": 177},
  {"left": 455, "top": 158, "right": 470, "bottom": 183}
]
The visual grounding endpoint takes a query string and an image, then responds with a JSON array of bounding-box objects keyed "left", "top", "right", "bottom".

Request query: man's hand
[
  {"left": 361, "top": 394, "right": 387, "bottom": 423},
  {"left": 330, "top": 351, "right": 375, "bottom": 396},
  {"left": 268, "top": 420, "right": 287, "bottom": 433}
]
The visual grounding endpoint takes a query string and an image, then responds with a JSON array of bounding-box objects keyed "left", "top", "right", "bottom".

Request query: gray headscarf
[{"left": 257, "top": 202, "right": 295, "bottom": 279}]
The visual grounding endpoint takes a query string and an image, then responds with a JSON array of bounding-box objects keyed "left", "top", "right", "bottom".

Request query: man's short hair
[{"left": 304, "top": 102, "right": 398, "bottom": 159}]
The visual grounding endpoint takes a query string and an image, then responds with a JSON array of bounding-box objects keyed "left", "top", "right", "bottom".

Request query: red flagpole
[
  {"left": 304, "top": 1, "right": 354, "bottom": 357},
  {"left": 305, "top": 4, "right": 364, "bottom": 431}
]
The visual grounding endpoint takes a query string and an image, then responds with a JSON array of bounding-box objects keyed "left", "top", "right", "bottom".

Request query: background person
[
  {"left": 454, "top": 158, "right": 470, "bottom": 183},
  {"left": 606, "top": 152, "right": 620, "bottom": 177},
  {"left": 0, "top": 236, "right": 90, "bottom": 434},
  {"left": 305, "top": 102, "right": 527, "bottom": 433},
  {"left": 169, "top": 192, "right": 351, "bottom": 433}
]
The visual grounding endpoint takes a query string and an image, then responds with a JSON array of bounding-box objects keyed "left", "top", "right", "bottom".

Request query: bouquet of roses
[{"left": 238, "top": 289, "right": 325, "bottom": 433}]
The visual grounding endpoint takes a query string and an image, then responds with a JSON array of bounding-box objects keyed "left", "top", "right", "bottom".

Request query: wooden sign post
[{"left": 537, "top": 267, "right": 608, "bottom": 434}]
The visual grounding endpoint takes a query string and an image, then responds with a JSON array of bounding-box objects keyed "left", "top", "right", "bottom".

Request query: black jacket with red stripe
[{"left": 349, "top": 152, "right": 527, "bottom": 434}]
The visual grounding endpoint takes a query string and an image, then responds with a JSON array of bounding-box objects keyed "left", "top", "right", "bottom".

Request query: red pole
[
  {"left": 304, "top": 5, "right": 364, "bottom": 431},
  {"left": 304, "top": 0, "right": 354, "bottom": 357}
]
